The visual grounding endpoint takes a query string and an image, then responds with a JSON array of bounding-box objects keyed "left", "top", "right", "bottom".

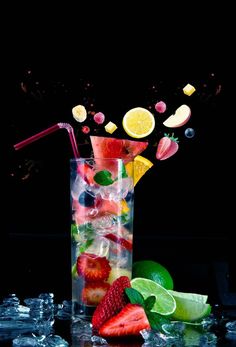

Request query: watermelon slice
[{"left": 90, "top": 136, "right": 148, "bottom": 163}]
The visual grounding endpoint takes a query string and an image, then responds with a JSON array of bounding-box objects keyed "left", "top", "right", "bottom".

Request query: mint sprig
[
  {"left": 94, "top": 170, "right": 114, "bottom": 186},
  {"left": 93, "top": 162, "right": 128, "bottom": 186},
  {"left": 125, "top": 287, "right": 170, "bottom": 332}
]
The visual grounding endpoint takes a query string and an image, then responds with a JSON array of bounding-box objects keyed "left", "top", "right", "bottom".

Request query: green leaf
[
  {"left": 71, "top": 224, "right": 78, "bottom": 237},
  {"left": 125, "top": 288, "right": 145, "bottom": 306},
  {"left": 78, "top": 223, "right": 94, "bottom": 237},
  {"left": 79, "top": 238, "right": 94, "bottom": 253},
  {"left": 71, "top": 263, "right": 78, "bottom": 279},
  {"left": 144, "top": 295, "right": 156, "bottom": 311},
  {"left": 146, "top": 311, "right": 170, "bottom": 332},
  {"left": 121, "top": 162, "right": 128, "bottom": 178},
  {"left": 94, "top": 170, "right": 114, "bottom": 186}
]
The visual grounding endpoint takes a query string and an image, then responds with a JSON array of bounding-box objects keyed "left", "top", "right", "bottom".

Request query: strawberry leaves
[{"left": 125, "top": 287, "right": 170, "bottom": 333}]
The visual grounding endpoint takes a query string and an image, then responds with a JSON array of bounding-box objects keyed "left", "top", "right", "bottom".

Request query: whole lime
[{"left": 132, "top": 260, "right": 174, "bottom": 290}]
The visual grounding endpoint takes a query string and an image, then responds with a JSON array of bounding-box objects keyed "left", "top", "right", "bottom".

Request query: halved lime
[
  {"left": 169, "top": 290, "right": 211, "bottom": 322},
  {"left": 130, "top": 277, "right": 176, "bottom": 315}
]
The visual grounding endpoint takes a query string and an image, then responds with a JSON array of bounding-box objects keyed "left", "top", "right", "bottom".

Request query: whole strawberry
[
  {"left": 156, "top": 133, "right": 179, "bottom": 160},
  {"left": 92, "top": 276, "right": 131, "bottom": 331}
]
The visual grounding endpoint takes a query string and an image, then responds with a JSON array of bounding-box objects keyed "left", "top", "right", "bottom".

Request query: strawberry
[
  {"left": 99, "top": 303, "right": 150, "bottom": 337},
  {"left": 77, "top": 162, "right": 95, "bottom": 184},
  {"left": 156, "top": 133, "right": 179, "bottom": 160},
  {"left": 82, "top": 282, "right": 110, "bottom": 306},
  {"left": 76, "top": 253, "right": 111, "bottom": 282},
  {"left": 105, "top": 233, "right": 133, "bottom": 252},
  {"left": 92, "top": 276, "right": 131, "bottom": 331}
]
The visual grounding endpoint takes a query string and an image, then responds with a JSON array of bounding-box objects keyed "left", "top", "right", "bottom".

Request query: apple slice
[{"left": 163, "top": 104, "right": 191, "bottom": 128}]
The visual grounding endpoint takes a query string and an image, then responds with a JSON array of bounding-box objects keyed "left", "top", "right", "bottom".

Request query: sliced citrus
[
  {"left": 168, "top": 290, "right": 208, "bottom": 304},
  {"left": 168, "top": 290, "right": 211, "bottom": 322},
  {"left": 125, "top": 155, "right": 153, "bottom": 186},
  {"left": 122, "top": 107, "right": 155, "bottom": 138},
  {"left": 130, "top": 278, "right": 176, "bottom": 315}
]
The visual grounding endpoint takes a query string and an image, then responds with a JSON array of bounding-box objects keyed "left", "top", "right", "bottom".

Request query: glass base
[{"left": 72, "top": 301, "right": 96, "bottom": 321}]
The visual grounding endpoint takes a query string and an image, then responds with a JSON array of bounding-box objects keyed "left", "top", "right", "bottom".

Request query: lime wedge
[
  {"left": 130, "top": 278, "right": 176, "bottom": 315},
  {"left": 169, "top": 290, "right": 211, "bottom": 322},
  {"left": 168, "top": 290, "right": 208, "bottom": 304}
]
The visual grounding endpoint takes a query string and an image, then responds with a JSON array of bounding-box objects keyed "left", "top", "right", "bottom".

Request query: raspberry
[
  {"left": 94, "top": 112, "right": 105, "bottom": 124},
  {"left": 155, "top": 101, "right": 166, "bottom": 113}
]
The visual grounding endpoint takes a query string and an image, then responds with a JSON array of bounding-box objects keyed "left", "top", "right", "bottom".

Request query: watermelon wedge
[{"left": 90, "top": 136, "right": 148, "bottom": 163}]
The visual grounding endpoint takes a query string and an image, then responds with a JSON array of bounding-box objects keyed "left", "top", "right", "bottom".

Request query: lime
[
  {"left": 132, "top": 260, "right": 174, "bottom": 290},
  {"left": 122, "top": 107, "right": 155, "bottom": 138},
  {"left": 131, "top": 277, "right": 176, "bottom": 315},
  {"left": 169, "top": 290, "right": 211, "bottom": 322}
]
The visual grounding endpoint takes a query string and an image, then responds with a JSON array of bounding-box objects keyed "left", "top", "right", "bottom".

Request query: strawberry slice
[
  {"left": 156, "top": 133, "right": 179, "bottom": 160},
  {"left": 82, "top": 282, "right": 110, "bottom": 306},
  {"left": 99, "top": 303, "right": 150, "bottom": 337},
  {"left": 77, "top": 162, "right": 95, "bottom": 184},
  {"left": 77, "top": 253, "right": 111, "bottom": 282},
  {"left": 92, "top": 276, "right": 131, "bottom": 331},
  {"left": 104, "top": 233, "right": 133, "bottom": 252}
]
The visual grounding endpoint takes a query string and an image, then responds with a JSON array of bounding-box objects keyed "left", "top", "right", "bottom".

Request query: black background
[{"left": 1, "top": 2, "right": 235, "bottom": 319}]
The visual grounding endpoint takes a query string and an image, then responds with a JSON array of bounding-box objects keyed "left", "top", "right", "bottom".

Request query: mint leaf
[
  {"left": 71, "top": 224, "right": 78, "bottom": 238},
  {"left": 79, "top": 238, "right": 94, "bottom": 253},
  {"left": 121, "top": 162, "right": 128, "bottom": 178},
  {"left": 78, "top": 222, "right": 94, "bottom": 237},
  {"left": 125, "top": 288, "right": 145, "bottom": 306},
  {"left": 94, "top": 170, "right": 114, "bottom": 186},
  {"left": 146, "top": 311, "right": 170, "bottom": 332},
  {"left": 144, "top": 295, "right": 156, "bottom": 311},
  {"left": 71, "top": 263, "right": 78, "bottom": 279}
]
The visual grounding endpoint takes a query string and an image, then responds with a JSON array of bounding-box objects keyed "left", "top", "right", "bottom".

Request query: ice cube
[
  {"left": 12, "top": 333, "right": 41, "bottom": 347},
  {"left": 86, "top": 236, "right": 110, "bottom": 258},
  {"left": 226, "top": 321, "right": 236, "bottom": 334},
  {"left": 91, "top": 214, "right": 117, "bottom": 231},
  {"left": 43, "top": 334, "right": 69, "bottom": 346}
]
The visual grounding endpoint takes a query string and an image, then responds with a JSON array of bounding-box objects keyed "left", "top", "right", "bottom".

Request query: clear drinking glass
[{"left": 70, "top": 158, "right": 134, "bottom": 319}]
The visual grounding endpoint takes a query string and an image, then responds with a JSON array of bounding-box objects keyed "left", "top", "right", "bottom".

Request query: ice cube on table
[
  {"left": 226, "top": 321, "right": 236, "bottom": 333},
  {"left": 12, "top": 333, "right": 41, "bottom": 347},
  {"left": 43, "top": 334, "right": 69, "bottom": 346}
]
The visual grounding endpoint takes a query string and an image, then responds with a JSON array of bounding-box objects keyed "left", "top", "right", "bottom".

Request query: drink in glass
[{"left": 70, "top": 158, "right": 134, "bottom": 319}]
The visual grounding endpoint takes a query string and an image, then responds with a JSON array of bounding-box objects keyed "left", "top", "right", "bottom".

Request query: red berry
[
  {"left": 104, "top": 233, "right": 133, "bottom": 252},
  {"left": 156, "top": 134, "right": 179, "bottom": 160},
  {"left": 92, "top": 276, "right": 131, "bottom": 331},
  {"left": 94, "top": 112, "right": 105, "bottom": 124},
  {"left": 99, "top": 303, "right": 150, "bottom": 337},
  {"left": 76, "top": 253, "right": 111, "bottom": 282},
  {"left": 82, "top": 125, "right": 90, "bottom": 134},
  {"left": 155, "top": 101, "right": 166, "bottom": 113},
  {"left": 82, "top": 282, "right": 110, "bottom": 306}
]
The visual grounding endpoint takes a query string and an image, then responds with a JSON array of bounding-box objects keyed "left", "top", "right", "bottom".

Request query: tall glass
[{"left": 70, "top": 158, "right": 134, "bottom": 320}]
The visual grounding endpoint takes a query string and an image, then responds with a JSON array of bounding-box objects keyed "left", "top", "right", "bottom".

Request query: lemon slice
[
  {"left": 122, "top": 107, "right": 155, "bottom": 138},
  {"left": 126, "top": 155, "right": 153, "bottom": 186}
]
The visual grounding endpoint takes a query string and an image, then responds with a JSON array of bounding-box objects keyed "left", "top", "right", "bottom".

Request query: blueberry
[
  {"left": 78, "top": 191, "right": 95, "bottom": 207},
  {"left": 125, "top": 192, "right": 133, "bottom": 202}
]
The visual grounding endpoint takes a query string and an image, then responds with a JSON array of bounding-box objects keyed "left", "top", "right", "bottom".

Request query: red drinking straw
[{"left": 14, "top": 122, "right": 80, "bottom": 158}]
